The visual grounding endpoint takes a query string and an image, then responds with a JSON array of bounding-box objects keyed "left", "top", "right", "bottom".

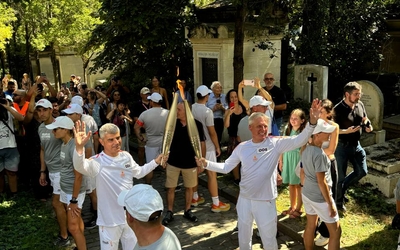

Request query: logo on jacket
[{"left": 257, "top": 147, "right": 268, "bottom": 153}]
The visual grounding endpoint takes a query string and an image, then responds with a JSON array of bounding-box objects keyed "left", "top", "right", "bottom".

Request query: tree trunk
[
  {"left": 233, "top": 0, "right": 247, "bottom": 90},
  {"left": 50, "top": 43, "right": 59, "bottom": 90},
  {"left": 35, "top": 50, "right": 41, "bottom": 77},
  {"left": 24, "top": 23, "right": 32, "bottom": 77},
  {"left": 81, "top": 53, "right": 93, "bottom": 83}
]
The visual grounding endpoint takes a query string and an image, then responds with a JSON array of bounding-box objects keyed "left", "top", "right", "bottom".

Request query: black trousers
[{"left": 214, "top": 118, "right": 224, "bottom": 146}]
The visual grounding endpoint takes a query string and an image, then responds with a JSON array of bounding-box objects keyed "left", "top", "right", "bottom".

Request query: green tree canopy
[
  {"left": 289, "top": 0, "right": 390, "bottom": 98},
  {"left": 87, "top": 0, "right": 195, "bottom": 90},
  {"left": 0, "top": 3, "right": 16, "bottom": 51}
]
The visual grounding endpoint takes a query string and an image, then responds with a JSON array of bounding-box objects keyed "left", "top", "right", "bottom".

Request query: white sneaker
[{"left": 315, "top": 235, "right": 329, "bottom": 246}]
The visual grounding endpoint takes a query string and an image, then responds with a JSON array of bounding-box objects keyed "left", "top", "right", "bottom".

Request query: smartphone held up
[{"left": 244, "top": 79, "right": 254, "bottom": 86}]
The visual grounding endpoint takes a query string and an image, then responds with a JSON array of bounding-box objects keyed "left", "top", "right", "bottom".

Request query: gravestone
[
  {"left": 294, "top": 65, "right": 328, "bottom": 102},
  {"left": 358, "top": 80, "right": 384, "bottom": 131}
]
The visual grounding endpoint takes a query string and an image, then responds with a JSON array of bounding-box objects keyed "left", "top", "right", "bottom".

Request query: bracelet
[
  {"left": 70, "top": 198, "right": 78, "bottom": 204},
  {"left": 39, "top": 170, "right": 46, "bottom": 173}
]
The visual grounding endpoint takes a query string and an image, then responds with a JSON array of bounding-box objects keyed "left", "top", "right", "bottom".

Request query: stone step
[
  {"left": 364, "top": 138, "right": 400, "bottom": 175},
  {"left": 357, "top": 138, "right": 400, "bottom": 197},
  {"left": 356, "top": 166, "right": 400, "bottom": 198},
  {"left": 383, "top": 114, "right": 400, "bottom": 140}
]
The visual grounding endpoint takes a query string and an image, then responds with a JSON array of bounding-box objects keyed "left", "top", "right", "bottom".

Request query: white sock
[
  {"left": 212, "top": 196, "right": 219, "bottom": 206},
  {"left": 193, "top": 192, "right": 198, "bottom": 200}
]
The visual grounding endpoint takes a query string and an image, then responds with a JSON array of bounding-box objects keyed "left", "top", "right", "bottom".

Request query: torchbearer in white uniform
[
  {"left": 72, "top": 122, "right": 167, "bottom": 250},
  {"left": 195, "top": 99, "right": 321, "bottom": 250}
]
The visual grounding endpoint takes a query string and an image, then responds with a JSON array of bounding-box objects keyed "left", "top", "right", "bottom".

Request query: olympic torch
[
  {"left": 180, "top": 85, "right": 203, "bottom": 165},
  {"left": 161, "top": 91, "right": 179, "bottom": 166}
]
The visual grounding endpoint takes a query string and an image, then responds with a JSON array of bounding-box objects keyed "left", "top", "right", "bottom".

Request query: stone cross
[
  {"left": 307, "top": 73, "right": 317, "bottom": 101},
  {"left": 294, "top": 65, "right": 328, "bottom": 103}
]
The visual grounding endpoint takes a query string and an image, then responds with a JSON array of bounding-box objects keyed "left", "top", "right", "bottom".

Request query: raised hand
[
  {"left": 309, "top": 98, "right": 322, "bottom": 124},
  {"left": 73, "top": 120, "right": 92, "bottom": 154}
]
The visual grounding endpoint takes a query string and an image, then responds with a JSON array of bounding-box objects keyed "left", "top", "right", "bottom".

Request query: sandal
[
  {"left": 289, "top": 210, "right": 303, "bottom": 219},
  {"left": 281, "top": 208, "right": 294, "bottom": 216}
]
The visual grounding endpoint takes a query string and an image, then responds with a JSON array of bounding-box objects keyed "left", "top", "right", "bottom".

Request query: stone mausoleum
[{"left": 187, "top": 0, "right": 289, "bottom": 99}]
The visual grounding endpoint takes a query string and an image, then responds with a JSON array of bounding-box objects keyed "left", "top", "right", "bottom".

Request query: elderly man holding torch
[{"left": 195, "top": 99, "right": 321, "bottom": 250}]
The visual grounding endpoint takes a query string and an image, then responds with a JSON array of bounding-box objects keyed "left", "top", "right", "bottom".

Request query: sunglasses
[{"left": 264, "top": 78, "right": 274, "bottom": 81}]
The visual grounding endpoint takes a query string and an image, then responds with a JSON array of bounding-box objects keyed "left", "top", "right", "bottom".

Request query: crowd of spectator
[{"left": 0, "top": 72, "right": 374, "bottom": 250}]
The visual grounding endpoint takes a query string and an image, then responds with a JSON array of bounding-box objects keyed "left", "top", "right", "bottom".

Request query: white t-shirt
[
  {"left": 82, "top": 114, "right": 98, "bottom": 135},
  {"left": 207, "top": 123, "right": 314, "bottom": 200},
  {"left": 192, "top": 103, "right": 215, "bottom": 152},
  {"left": 137, "top": 107, "right": 169, "bottom": 147},
  {"left": 0, "top": 109, "right": 17, "bottom": 149},
  {"left": 73, "top": 150, "right": 158, "bottom": 227},
  {"left": 133, "top": 227, "right": 181, "bottom": 250}
]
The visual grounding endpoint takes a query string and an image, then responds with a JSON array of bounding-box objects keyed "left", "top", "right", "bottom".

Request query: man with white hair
[
  {"left": 206, "top": 81, "right": 227, "bottom": 147},
  {"left": 195, "top": 99, "right": 321, "bottom": 250},
  {"left": 134, "top": 93, "right": 169, "bottom": 185},
  {"left": 118, "top": 184, "right": 181, "bottom": 250},
  {"left": 73, "top": 122, "right": 167, "bottom": 250},
  {"left": 237, "top": 96, "right": 272, "bottom": 142}
]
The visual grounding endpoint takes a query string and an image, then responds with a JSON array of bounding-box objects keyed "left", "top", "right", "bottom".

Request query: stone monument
[
  {"left": 358, "top": 80, "right": 386, "bottom": 145},
  {"left": 294, "top": 65, "right": 328, "bottom": 102}
]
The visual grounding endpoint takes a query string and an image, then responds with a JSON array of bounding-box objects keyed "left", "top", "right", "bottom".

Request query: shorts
[
  {"left": 302, "top": 194, "right": 339, "bottom": 224},
  {"left": 0, "top": 147, "right": 20, "bottom": 172},
  {"left": 165, "top": 164, "right": 197, "bottom": 188},
  {"left": 85, "top": 176, "right": 96, "bottom": 194},
  {"left": 49, "top": 172, "right": 61, "bottom": 195},
  {"left": 206, "top": 150, "right": 216, "bottom": 162},
  {"left": 145, "top": 146, "right": 161, "bottom": 163},
  {"left": 60, "top": 190, "right": 86, "bottom": 208},
  {"left": 99, "top": 224, "right": 137, "bottom": 250},
  {"left": 137, "top": 133, "right": 147, "bottom": 148}
]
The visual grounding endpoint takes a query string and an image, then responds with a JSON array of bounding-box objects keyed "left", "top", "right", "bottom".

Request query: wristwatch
[{"left": 70, "top": 197, "right": 78, "bottom": 204}]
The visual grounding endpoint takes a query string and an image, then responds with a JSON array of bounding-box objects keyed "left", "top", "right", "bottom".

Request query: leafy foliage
[
  {"left": 4, "top": 0, "right": 101, "bottom": 81},
  {"left": 0, "top": 3, "right": 16, "bottom": 51},
  {"left": 288, "top": 0, "right": 390, "bottom": 99},
  {"left": 86, "top": 0, "right": 195, "bottom": 92}
]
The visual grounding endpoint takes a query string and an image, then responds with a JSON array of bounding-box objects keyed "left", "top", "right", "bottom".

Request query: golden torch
[
  {"left": 160, "top": 81, "right": 181, "bottom": 165},
  {"left": 180, "top": 86, "right": 202, "bottom": 161}
]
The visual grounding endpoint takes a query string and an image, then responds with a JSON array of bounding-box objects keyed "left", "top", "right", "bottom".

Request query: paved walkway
[{"left": 66, "top": 149, "right": 305, "bottom": 250}]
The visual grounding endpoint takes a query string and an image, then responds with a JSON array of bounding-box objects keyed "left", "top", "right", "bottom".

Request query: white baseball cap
[
  {"left": 147, "top": 93, "right": 163, "bottom": 102},
  {"left": 62, "top": 104, "right": 83, "bottom": 114},
  {"left": 140, "top": 87, "right": 151, "bottom": 95},
  {"left": 196, "top": 85, "right": 212, "bottom": 97},
  {"left": 45, "top": 116, "right": 74, "bottom": 130},
  {"left": 249, "top": 96, "right": 272, "bottom": 108},
  {"left": 35, "top": 99, "right": 53, "bottom": 109},
  {"left": 71, "top": 96, "right": 84, "bottom": 106},
  {"left": 312, "top": 119, "right": 336, "bottom": 135},
  {"left": 117, "top": 184, "right": 163, "bottom": 222},
  {"left": 5, "top": 95, "right": 13, "bottom": 102}
]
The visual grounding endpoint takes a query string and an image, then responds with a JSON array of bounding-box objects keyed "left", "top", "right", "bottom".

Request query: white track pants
[{"left": 237, "top": 196, "right": 278, "bottom": 250}]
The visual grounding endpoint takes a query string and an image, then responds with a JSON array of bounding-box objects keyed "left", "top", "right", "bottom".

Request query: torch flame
[{"left": 176, "top": 80, "right": 185, "bottom": 100}]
